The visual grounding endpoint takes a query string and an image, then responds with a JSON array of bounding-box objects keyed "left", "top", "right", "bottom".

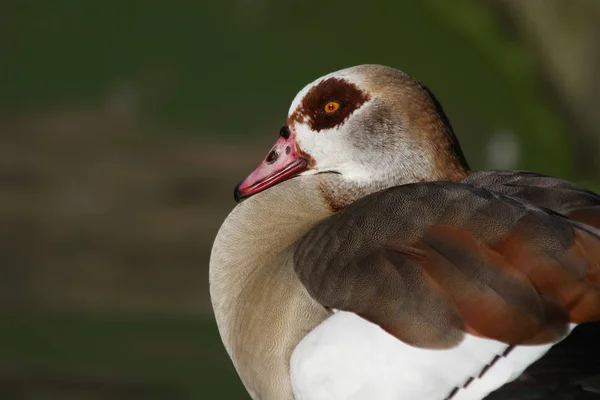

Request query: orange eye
[{"left": 324, "top": 101, "right": 340, "bottom": 113}]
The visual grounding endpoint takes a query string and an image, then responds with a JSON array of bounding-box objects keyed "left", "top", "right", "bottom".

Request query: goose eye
[{"left": 324, "top": 101, "right": 340, "bottom": 114}]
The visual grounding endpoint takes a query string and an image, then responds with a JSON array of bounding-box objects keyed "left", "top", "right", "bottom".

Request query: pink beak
[{"left": 234, "top": 126, "right": 309, "bottom": 202}]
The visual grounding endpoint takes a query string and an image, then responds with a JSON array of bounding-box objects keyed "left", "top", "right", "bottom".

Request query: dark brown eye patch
[{"left": 287, "top": 77, "right": 371, "bottom": 132}]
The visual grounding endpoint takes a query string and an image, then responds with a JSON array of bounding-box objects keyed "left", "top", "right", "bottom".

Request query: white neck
[{"left": 210, "top": 176, "right": 333, "bottom": 400}]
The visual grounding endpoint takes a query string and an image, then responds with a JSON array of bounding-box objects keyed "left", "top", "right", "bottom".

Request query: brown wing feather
[
  {"left": 568, "top": 206, "right": 600, "bottom": 230},
  {"left": 463, "top": 170, "right": 600, "bottom": 230},
  {"left": 412, "top": 225, "right": 568, "bottom": 344},
  {"left": 293, "top": 182, "right": 600, "bottom": 348}
]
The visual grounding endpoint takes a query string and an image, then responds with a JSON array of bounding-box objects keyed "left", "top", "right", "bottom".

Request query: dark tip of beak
[
  {"left": 233, "top": 182, "right": 244, "bottom": 203},
  {"left": 279, "top": 125, "right": 291, "bottom": 139}
]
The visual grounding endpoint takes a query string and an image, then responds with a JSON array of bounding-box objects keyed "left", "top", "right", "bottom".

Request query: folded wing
[{"left": 294, "top": 181, "right": 600, "bottom": 349}]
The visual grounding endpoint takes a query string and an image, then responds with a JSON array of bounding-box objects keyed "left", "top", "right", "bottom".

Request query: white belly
[{"left": 291, "top": 311, "right": 573, "bottom": 400}]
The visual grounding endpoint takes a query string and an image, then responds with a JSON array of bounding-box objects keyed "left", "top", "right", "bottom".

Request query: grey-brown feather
[{"left": 463, "top": 171, "right": 600, "bottom": 213}]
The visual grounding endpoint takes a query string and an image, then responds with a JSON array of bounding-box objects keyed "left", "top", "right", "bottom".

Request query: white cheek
[
  {"left": 295, "top": 123, "right": 343, "bottom": 166},
  {"left": 294, "top": 123, "right": 370, "bottom": 182}
]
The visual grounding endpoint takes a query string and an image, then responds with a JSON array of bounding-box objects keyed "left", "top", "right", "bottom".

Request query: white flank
[{"left": 291, "top": 311, "right": 573, "bottom": 400}]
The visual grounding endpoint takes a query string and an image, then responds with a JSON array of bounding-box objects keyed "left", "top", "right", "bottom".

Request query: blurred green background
[{"left": 1, "top": 1, "right": 599, "bottom": 399}]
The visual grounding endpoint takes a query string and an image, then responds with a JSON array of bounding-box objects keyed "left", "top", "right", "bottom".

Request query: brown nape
[
  {"left": 287, "top": 77, "right": 371, "bottom": 132},
  {"left": 394, "top": 77, "right": 471, "bottom": 183},
  {"left": 417, "top": 81, "right": 471, "bottom": 173}
]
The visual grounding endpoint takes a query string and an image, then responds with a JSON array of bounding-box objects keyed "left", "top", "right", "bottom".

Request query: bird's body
[{"left": 210, "top": 65, "right": 600, "bottom": 399}]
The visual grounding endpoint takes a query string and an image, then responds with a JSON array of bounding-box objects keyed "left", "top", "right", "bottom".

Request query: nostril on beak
[
  {"left": 266, "top": 150, "right": 278, "bottom": 164},
  {"left": 279, "top": 126, "right": 291, "bottom": 139}
]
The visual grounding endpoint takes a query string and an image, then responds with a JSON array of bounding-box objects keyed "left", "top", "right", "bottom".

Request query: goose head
[{"left": 234, "top": 65, "right": 471, "bottom": 209}]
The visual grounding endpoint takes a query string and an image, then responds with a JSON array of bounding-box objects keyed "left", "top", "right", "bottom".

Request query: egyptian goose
[{"left": 210, "top": 65, "right": 600, "bottom": 400}]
